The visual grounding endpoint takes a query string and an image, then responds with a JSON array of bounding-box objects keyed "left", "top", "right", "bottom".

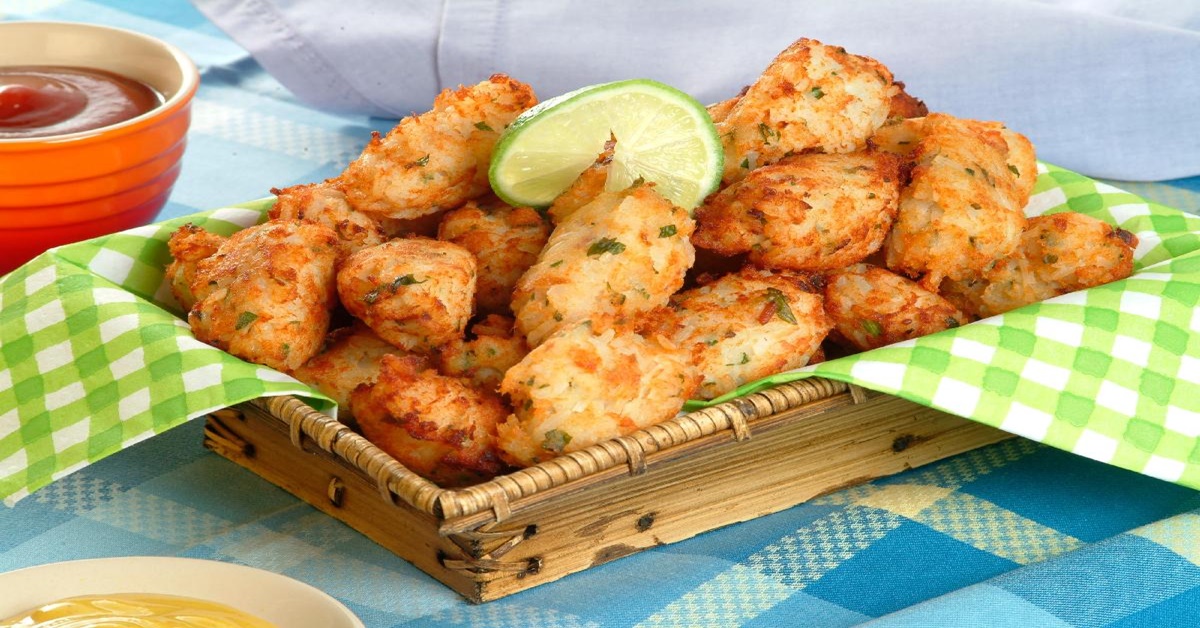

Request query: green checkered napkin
[
  {"left": 2, "top": 163, "right": 1198, "bottom": 504},
  {"left": 705, "top": 163, "right": 1200, "bottom": 488}
]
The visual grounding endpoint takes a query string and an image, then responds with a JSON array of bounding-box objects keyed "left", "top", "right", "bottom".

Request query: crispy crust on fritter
[
  {"left": 290, "top": 323, "right": 405, "bottom": 422},
  {"left": 336, "top": 238, "right": 476, "bottom": 353},
  {"left": 888, "top": 81, "right": 928, "bottom": 119},
  {"left": 693, "top": 151, "right": 902, "bottom": 270},
  {"left": 883, "top": 113, "right": 1034, "bottom": 290},
  {"left": 269, "top": 181, "right": 386, "bottom": 260},
  {"left": 546, "top": 138, "right": 616, "bottom": 224},
  {"left": 339, "top": 74, "right": 538, "bottom": 219},
  {"left": 644, "top": 267, "right": 830, "bottom": 400},
  {"left": 351, "top": 354, "right": 509, "bottom": 486},
  {"left": 513, "top": 184, "right": 695, "bottom": 347},
  {"left": 166, "top": 223, "right": 226, "bottom": 312},
  {"left": 496, "top": 321, "right": 701, "bottom": 467},
  {"left": 940, "top": 212, "right": 1137, "bottom": 318},
  {"left": 437, "top": 198, "right": 550, "bottom": 314},
  {"left": 437, "top": 314, "right": 529, "bottom": 392},
  {"left": 189, "top": 221, "right": 340, "bottom": 371},
  {"left": 824, "top": 263, "right": 966, "bottom": 352},
  {"left": 717, "top": 38, "right": 898, "bottom": 183}
]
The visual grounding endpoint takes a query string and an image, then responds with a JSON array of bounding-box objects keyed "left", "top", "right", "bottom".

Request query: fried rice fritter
[
  {"left": 437, "top": 197, "right": 550, "bottom": 314},
  {"left": 269, "top": 181, "right": 386, "bottom": 260},
  {"left": 290, "top": 323, "right": 406, "bottom": 423},
  {"left": 824, "top": 263, "right": 967, "bottom": 352},
  {"left": 351, "top": 354, "right": 509, "bottom": 486},
  {"left": 336, "top": 238, "right": 476, "bottom": 353},
  {"left": 940, "top": 212, "right": 1138, "bottom": 318},
  {"left": 882, "top": 113, "right": 1035, "bottom": 290},
  {"left": 497, "top": 320, "right": 701, "bottom": 467},
  {"left": 693, "top": 151, "right": 902, "bottom": 270},
  {"left": 165, "top": 223, "right": 226, "bottom": 312},
  {"left": 188, "top": 220, "right": 340, "bottom": 372},
  {"left": 338, "top": 74, "right": 538, "bottom": 219},
  {"left": 437, "top": 314, "right": 529, "bottom": 392},
  {"left": 644, "top": 267, "right": 830, "bottom": 400},
  {"left": 717, "top": 38, "right": 898, "bottom": 183},
  {"left": 513, "top": 183, "right": 695, "bottom": 346}
]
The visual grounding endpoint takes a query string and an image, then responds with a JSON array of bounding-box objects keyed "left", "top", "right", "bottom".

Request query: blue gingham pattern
[{"left": 3, "top": 1, "right": 1200, "bottom": 625}]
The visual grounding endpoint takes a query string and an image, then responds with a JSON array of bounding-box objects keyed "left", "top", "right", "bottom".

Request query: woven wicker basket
[{"left": 203, "top": 377, "right": 1008, "bottom": 602}]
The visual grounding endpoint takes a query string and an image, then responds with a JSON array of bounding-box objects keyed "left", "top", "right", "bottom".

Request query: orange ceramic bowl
[{"left": 0, "top": 21, "right": 199, "bottom": 275}]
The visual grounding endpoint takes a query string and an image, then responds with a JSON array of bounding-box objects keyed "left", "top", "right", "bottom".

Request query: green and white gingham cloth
[{"left": 2, "top": 163, "right": 1199, "bottom": 504}]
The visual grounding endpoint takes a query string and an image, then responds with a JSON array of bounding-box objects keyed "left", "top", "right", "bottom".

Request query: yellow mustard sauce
[{"left": 0, "top": 593, "right": 279, "bottom": 628}]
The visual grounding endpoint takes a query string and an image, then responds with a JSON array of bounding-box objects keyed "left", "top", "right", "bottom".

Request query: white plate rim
[{"left": 0, "top": 556, "right": 365, "bottom": 627}]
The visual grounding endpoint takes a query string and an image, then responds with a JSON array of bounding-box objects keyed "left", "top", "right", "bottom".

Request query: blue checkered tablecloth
[{"left": 3, "top": 2, "right": 1200, "bottom": 626}]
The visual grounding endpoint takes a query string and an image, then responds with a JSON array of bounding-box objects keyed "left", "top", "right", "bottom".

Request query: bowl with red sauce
[{"left": 0, "top": 21, "right": 199, "bottom": 275}]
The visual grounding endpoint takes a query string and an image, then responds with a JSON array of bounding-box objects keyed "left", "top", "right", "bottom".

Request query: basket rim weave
[{"left": 254, "top": 376, "right": 854, "bottom": 525}]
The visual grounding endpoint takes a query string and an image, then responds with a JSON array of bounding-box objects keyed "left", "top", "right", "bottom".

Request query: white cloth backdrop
[{"left": 190, "top": 0, "right": 1200, "bottom": 181}]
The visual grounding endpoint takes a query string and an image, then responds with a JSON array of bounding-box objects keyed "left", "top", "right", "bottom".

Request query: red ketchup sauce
[{"left": 0, "top": 65, "right": 163, "bottom": 139}]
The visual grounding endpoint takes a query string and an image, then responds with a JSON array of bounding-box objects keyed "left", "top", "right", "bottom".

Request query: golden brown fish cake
[
  {"left": 339, "top": 74, "right": 538, "bottom": 219},
  {"left": 290, "top": 323, "right": 406, "bottom": 423},
  {"left": 646, "top": 267, "right": 830, "bottom": 400},
  {"left": 189, "top": 220, "right": 339, "bottom": 372},
  {"left": 337, "top": 238, "right": 476, "bottom": 353},
  {"left": 513, "top": 183, "right": 695, "bottom": 347},
  {"left": 693, "top": 151, "right": 902, "bottom": 271},
  {"left": 165, "top": 223, "right": 226, "bottom": 312},
  {"left": 940, "top": 212, "right": 1137, "bottom": 318},
  {"left": 269, "top": 181, "right": 386, "bottom": 260},
  {"left": 437, "top": 198, "right": 550, "bottom": 314},
  {"left": 824, "top": 263, "right": 967, "bottom": 352},
  {"left": 437, "top": 314, "right": 529, "bottom": 392},
  {"left": 496, "top": 320, "right": 701, "bottom": 467},
  {"left": 717, "top": 38, "right": 898, "bottom": 183},
  {"left": 351, "top": 354, "right": 509, "bottom": 486},
  {"left": 883, "top": 113, "right": 1034, "bottom": 290}
]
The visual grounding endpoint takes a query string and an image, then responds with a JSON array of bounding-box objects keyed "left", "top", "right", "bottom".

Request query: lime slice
[{"left": 488, "top": 79, "right": 723, "bottom": 211}]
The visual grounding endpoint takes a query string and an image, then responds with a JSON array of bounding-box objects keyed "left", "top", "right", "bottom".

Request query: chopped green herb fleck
[
  {"left": 659, "top": 225, "right": 678, "bottom": 238},
  {"left": 235, "top": 311, "right": 258, "bottom": 330},
  {"left": 740, "top": 157, "right": 751, "bottom": 169},
  {"left": 412, "top": 154, "right": 430, "bottom": 167},
  {"left": 550, "top": 260, "right": 564, "bottom": 267},
  {"left": 861, "top": 319, "right": 883, "bottom": 336},
  {"left": 758, "top": 122, "right": 779, "bottom": 144},
  {"left": 541, "top": 429, "right": 572, "bottom": 453},
  {"left": 867, "top": 192, "right": 876, "bottom": 199},
  {"left": 1043, "top": 253, "right": 1060, "bottom": 264},
  {"left": 1008, "top": 164, "right": 1020, "bottom": 177},
  {"left": 553, "top": 311, "right": 564, "bottom": 322},
  {"left": 587, "top": 237, "right": 626, "bottom": 256},
  {"left": 739, "top": 353, "right": 750, "bottom": 365},
  {"left": 765, "top": 288, "right": 798, "bottom": 325},
  {"left": 964, "top": 167, "right": 976, "bottom": 176},
  {"left": 810, "top": 86, "right": 825, "bottom": 99},
  {"left": 281, "top": 343, "right": 291, "bottom": 357},
  {"left": 390, "top": 274, "right": 426, "bottom": 291},
  {"left": 946, "top": 317, "right": 961, "bottom": 329},
  {"left": 474, "top": 121, "right": 494, "bottom": 132}
]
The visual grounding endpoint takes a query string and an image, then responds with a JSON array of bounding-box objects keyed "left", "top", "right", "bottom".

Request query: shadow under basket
[{"left": 202, "top": 378, "right": 1009, "bottom": 603}]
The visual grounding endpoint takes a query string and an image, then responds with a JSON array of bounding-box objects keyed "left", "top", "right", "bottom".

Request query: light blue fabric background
[{"left": 189, "top": 0, "right": 1200, "bottom": 181}]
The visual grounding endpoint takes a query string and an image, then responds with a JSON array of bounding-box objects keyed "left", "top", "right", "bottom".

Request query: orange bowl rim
[{"left": 0, "top": 21, "right": 200, "bottom": 150}]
